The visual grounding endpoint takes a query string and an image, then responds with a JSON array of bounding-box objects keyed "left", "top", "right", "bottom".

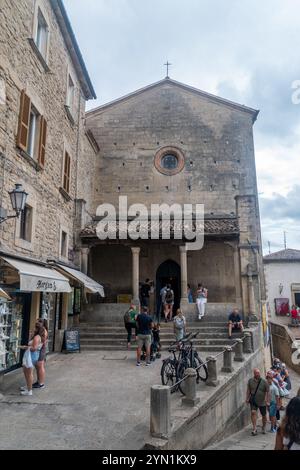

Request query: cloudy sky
[{"left": 64, "top": 0, "right": 300, "bottom": 253}]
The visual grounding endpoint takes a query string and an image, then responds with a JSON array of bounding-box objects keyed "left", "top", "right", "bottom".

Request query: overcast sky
[{"left": 64, "top": 0, "right": 300, "bottom": 253}]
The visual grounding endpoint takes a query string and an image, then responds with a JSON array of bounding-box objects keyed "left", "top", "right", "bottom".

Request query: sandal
[{"left": 251, "top": 430, "right": 258, "bottom": 436}]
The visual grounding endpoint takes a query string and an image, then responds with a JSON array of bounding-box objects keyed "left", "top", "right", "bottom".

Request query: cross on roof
[{"left": 164, "top": 61, "right": 172, "bottom": 78}]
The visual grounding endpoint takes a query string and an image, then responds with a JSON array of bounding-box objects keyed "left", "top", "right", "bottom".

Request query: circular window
[{"left": 154, "top": 146, "right": 185, "bottom": 175}]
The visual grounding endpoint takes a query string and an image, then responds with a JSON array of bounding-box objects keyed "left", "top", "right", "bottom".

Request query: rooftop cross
[{"left": 164, "top": 61, "right": 172, "bottom": 78}]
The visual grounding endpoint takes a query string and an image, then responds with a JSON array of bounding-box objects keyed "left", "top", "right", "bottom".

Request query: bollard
[
  {"left": 181, "top": 368, "right": 200, "bottom": 407},
  {"left": 150, "top": 385, "right": 171, "bottom": 438},
  {"left": 221, "top": 347, "right": 234, "bottom": 373},
  {"left": 234, "top": 338, "right": 245, "bottom": 362},
  {"left": 243, "top": 331, "right": 253, "bottom": 354},
  {"left": 205, "top": 356, "right": 219, "bottom": 387}
]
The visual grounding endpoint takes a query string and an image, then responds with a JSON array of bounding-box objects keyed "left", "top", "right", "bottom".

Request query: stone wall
[
  {"left": 270, "top": 321, "right": 300, "bottom": 375},
  {"left": 144, "top": 343, "right": 265, "bottom": 450},
  {"left": 86, "top": 81, "right": 258, "bottom": 213},
  {"left": 0, "top": 0, "right": 90, "bottom": 264}
]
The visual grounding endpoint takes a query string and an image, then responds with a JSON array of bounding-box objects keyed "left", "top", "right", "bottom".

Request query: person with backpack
[
  {"left": 173, "top": 309, "right": 186, "bottom": 341},
  {"left": 163, "top": 284, "right": 174, "bottom": 322},
  {"left": 124, "top": 304, "right": 138, "bottom": 350}
]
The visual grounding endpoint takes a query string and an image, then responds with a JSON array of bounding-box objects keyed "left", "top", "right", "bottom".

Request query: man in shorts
[
  {"left": 136, "top": 307, "right": 153, "bottom": 366},
  {"left": 246, "top": 368, "right": 269, "bottom": 435},
  {"left": 228, "top": 308, "right": 244, "bottom": 339}
]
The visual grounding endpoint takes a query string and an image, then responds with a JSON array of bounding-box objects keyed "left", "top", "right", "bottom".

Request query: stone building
[
  {"left": 264, "top": 248, "right": 300, "bottom": 318},
  {"left": 0, "top": 0, "right": 102, "bottom": 371},
  {"left": 79, "top": 78, "right": 265, "bottom": 322}
]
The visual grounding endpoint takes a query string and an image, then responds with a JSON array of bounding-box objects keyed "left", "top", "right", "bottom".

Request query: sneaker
[
  {"left": 262, "top": 428, "right": 266, "bottom": 434},
  {"left": 270, "top": 428, "right": 276, "bottom": 433},
  {"left": 32, "top": 382, "right": 45, "bottom": 389},
  {"left": 20, "top": 386, "right": 27, "bottom": 391},
  {"left": 198, "top": 316, "right": 202, "bottom": 320},
  {"left": 146, "top": 362, "right": 151, "bottom": 366},
  {"left": 136, "top": 362, "right": 141, "bottom": 366},
  {"left": 20, "top": 389, "right": 32, "bottom": 396},
  {"left": 251, "top": 430, "right": 258, "bottom": 436}
]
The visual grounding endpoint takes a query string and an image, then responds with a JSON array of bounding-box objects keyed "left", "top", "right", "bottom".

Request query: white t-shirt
[{"left": 283, "top": 437, "right": 300, "bottom": 450}]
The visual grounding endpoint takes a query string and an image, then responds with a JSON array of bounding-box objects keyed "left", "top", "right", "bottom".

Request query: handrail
[{"left": 169, "top": 336, "right": 245, "bottom": 392}]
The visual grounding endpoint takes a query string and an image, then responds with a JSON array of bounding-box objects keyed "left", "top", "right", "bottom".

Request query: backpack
[
  {"left": 165, "top": 289, "right": 174, "bottom": 303},
  {"left": 124, "top": 310, "right": 131, "bottom": 324}
]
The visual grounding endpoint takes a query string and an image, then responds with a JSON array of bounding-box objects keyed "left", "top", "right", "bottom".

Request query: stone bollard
[
  {"left": 221, "top": 347, "right": 234, "bottom": 373},
  {"left": 205, "top": 357, "right": 219, "bottom": 387},
  {"left": 234, "top": 338, "right": 245, "bottom": 362},
  {"left": 181, "top": 368, "right": 200, "bottom": 407},
  {"left": 243, "top": 331, "right": 253, "bottom": 354},
  {"left": 150, "top": 385, "right": 171, "bottom": 438}
]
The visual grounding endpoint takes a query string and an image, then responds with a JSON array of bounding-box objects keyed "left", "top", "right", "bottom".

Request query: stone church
[{"left": 78, "top": 77, "right": 265, "bottom": 322}]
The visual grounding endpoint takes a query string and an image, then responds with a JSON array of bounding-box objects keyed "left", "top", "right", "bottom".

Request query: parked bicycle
[{"left": 161, "top": 331, "right": 208, "bottom": 393}]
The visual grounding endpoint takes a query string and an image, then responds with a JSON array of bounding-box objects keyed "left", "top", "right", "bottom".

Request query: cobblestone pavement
[{"left": 207, "top": 369, "right": 300, "bottom": 450}]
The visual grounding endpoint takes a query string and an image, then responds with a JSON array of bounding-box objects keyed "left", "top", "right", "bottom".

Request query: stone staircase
[{"left": 79, "top": 319, "right": 243, "bottom": 353}]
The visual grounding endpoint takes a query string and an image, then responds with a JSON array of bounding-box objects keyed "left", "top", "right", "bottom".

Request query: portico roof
[{"left": 80, "top": 217, "right": 239, "bottom": 240}]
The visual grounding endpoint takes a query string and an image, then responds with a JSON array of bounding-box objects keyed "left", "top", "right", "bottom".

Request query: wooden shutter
[
  {"left": 63, "top": 152, "right": 70, "bottom": 194},
  {"left": 38, "top": 116, "right": 47, "bottom": 167},
  {"left": 17, "top": 90, "right": 31, "bottom": 151}
]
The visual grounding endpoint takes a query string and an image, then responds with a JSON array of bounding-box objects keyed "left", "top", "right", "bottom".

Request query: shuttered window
[
  {"left": 63, "top": 152, "right": 71, "bottom": 194},
  {"left": 17, "top": 91, "right": 31, "bottom": 151},
  {"left": 17, "top": 90, "right": 47, "bottom": 167}
]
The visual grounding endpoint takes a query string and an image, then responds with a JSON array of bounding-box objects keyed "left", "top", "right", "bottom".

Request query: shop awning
[
  {"left": 0, "top": 288, "right": 11, "bottom": 300},
  {"left": 1, "top": 256, "right": 72, "bottom": 293},
  {"left": 55, "top": 264, "right": 105, "bottom": 297}
]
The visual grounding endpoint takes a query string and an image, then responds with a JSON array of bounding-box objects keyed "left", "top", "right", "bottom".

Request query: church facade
[{"left": 78, "top": 78, "right": 265, "bottom": 320}]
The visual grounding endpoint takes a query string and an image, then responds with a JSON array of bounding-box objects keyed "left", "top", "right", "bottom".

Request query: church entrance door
[{"left": 156, "top": 260, "right": 181, "bottom": 320}]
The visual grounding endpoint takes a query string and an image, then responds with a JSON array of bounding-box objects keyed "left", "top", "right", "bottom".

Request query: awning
[
  {"left": 0, "top": 288, "right": 11, "bottom": 300},
  {"left": 1, "top": 256, "right": 72, "bottom": 293},
  {"left": 55, "top": 264, "right": 105, "bottom": 297}
]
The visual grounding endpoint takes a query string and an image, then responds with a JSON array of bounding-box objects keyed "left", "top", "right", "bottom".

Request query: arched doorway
[{"left": 156, "top": 260, "right": 181, "bottom": 319}]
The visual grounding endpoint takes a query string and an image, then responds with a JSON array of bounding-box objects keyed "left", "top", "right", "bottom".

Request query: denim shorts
[
  {"left": 269, "top": 401, "right": 277, "bottom": 418},
  {"left": 31, "top": 350, "right": 40, "bottom": 366}
]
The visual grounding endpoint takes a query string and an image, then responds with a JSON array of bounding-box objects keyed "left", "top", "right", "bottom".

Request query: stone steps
[{"left": 78, "top": 319, "right": 239, "bottom": 352}]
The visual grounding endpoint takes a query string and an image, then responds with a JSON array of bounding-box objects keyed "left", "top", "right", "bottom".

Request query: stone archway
[{"left": 156, "top": 259, "right": 181, "bottom": 318}]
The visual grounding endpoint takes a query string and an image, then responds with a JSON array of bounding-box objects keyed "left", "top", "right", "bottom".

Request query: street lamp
[{"left": 0, "top": 184, "right": 28, "bottom": 224}]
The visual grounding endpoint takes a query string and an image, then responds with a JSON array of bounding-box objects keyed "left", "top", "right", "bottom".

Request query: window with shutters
[
  {"left": 35, "top": 8, "right": 49, "bottom": 59},
  {"left": 19, "top": 205, "right": 33, "bottom": 242},
  {"left": 17, "top": 91, "right": 47, "bottom": 168},
  {"left": 63, "top": 151, "right": 71, "bottom": 194}
]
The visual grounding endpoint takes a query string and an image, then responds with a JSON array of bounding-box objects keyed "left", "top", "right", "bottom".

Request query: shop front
[{"left": 0, "top": 254, "right": 71, "bottom": 373}]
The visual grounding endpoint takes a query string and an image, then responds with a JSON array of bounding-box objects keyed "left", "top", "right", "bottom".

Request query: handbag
[
  {"left": 249, "top": 378, "right": 262, "bottom": 406},
  {"left": 22, "top": 349, "right": 33, "bottom": 369}
]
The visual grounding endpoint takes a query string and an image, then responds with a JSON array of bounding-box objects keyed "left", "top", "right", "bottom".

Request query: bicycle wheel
[
  {"left": 177, "top": 357, "right": 190, "bottom": 395},
  {"left": 193, "top": 352, "right": 208, "bottom": 382},
  {"left": 161, "top": 359, "right": 178, "bottom": 392}
]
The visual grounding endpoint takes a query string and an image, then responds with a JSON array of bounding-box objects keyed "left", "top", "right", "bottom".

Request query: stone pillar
[
  {"left": 181, "top": 369, "right": 200, "bottom": 407},
  {"left": 81, "top": 247, "right": 90, "bottom": 275},
  {"left": 179, "top": 245, "right": 188, "bottom": 304},
  {"left": 205, "top": 357, "right": 219, "bottom": 387},
  {"left": 233, "top": 244, "right": 242, "bottom": 307},
  {"left": 222, "top": 347, "right": 234, "bottom": 373},
  {"left": 248, "top": 270, "right": 256, "bottom": 317},
  {"left": 150, "top": 385, "right": 171, "bottom": 438},
  {"left": 234, "top": 339, "right": 245, "bottom": 362},
  {"left": 131, "top": 247, "right": 140, "bottom": 305},
  {"left": 243, "top": 331, "right": 253, "bottom": 354}
]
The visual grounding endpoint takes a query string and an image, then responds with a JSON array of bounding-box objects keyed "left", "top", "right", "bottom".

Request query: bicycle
[
  {"left": 160, "top": 332, "right": 193, "bottom": 392},
  {"left": 176, "top": 331, "right": 208, "bottom": 393},
  {"left": 161, "top": 331, "right": 208, "bottom": 393}
]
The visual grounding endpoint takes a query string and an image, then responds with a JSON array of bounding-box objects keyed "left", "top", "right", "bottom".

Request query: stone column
[
  {"left": 181, "top": 368, "right": 200, "bottom": 407},
  {"left": 234, "top": 339, "right": 245, "bottom": 362},
  {"left": 243, "top": 331, "right": 253, "bottom": 354},
  {"left": 205, "top": 357, "right": 219, "bottom": 387},
  {"left": 222, "top": 347, "right": 234, "bottom": 373},
  {"left": 150, "top": 385, "right": 171, "bottom": 438},
  {"left": 131, "top": 247, "right": 140, "bottom": 305},
  {"left": 179, "top": 245, "right": 188, "bottom": 304},
  {"left": 81, "top": 247, "right": 90, "bottom": 275}
]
